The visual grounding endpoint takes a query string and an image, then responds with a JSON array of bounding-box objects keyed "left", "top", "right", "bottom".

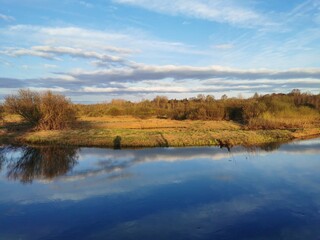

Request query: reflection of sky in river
[{"left": 0, "top": 138, "right": 320, "bottom": 239}]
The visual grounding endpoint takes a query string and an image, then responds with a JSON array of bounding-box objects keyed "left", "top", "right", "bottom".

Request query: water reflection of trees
[
  {"left": 1, "top": 146, "right": 78, "bottom": 183},
  {"left": 259, "top": 141, "right": 286, "bottom": 152},
  {"left": 0, "top": 151, "right": 4, "bottom": 172}
]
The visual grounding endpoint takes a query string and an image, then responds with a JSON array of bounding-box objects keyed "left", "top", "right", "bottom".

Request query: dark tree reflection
[
  {"left": 3, "top": 146, "right": 78, "bottom": 183},
  {"left": 259, "top": 141, "right": 285, "bottom": 152},
  {"left": 0, "top": 152, "right": 4, "bottom": 172}
]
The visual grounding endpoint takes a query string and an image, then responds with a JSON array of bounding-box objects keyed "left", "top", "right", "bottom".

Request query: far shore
[{"left": 1, "top": 115, "right": 320, "bottom": 149}]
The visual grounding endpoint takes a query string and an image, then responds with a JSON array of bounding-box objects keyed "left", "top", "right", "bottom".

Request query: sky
[{"left": 0, "top": 0, "right": 319, "bottom": 102}]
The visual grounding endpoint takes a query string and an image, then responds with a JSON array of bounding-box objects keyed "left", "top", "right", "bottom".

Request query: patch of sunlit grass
[
  {"left": 3, "top": 115, "right": 320, "bottom": 148},
  {"left": 3, "top": 114, "right": 22, "bottom": 123}
]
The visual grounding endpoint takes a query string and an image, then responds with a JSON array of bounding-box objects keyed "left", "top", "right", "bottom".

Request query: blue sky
[{"left": 0, "top": 0, "right": 319, "bottom": 102}]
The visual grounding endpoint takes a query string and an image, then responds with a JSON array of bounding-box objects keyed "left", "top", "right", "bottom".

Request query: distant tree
[
  {"left": 110, "top": 99, "right": 127, "bottom": 106},
  {"left": 107, "top": 106, "right": 122, "bottom": 116},
  {"left": 197, "top": 107, "right": 207, "bottom": 119},
  {"left": 252, "top": 92, "right": 259, "bottom": 99},
  {"left": 290, "top": 89, "right": 301, "bottom": 95},
  {"left": 197, "top": 94, "right": 206, "bottom": 101},
  {"left": 237, "top": 93, "right": 244, "bottom": 99},
  {"left": 72, "top": 91, "right": 320, "bottom": 125},
  {"left": 221, "top": 94, "right": 228, "bottom": 100},
  {"left": 153, "top": 96, "right": 168, "bottom": 108},
  {"left": 205, "top": 95, "right": 215, "bottom": 102},
  {"left": 243, "top": 101, "right": 267, "bottom": 123}
]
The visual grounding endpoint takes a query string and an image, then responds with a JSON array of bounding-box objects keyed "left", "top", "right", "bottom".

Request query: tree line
[
  {"left": 1, "top": 89, "right": 320, "bottom": 130},
  {"left": 76, "top": 89, "right": 320, "bottom": 129}
]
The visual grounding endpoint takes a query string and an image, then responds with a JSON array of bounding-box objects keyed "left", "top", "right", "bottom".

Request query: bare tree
[
  {"left": 4, "top": 89, "right": 77, "bottom": 130},
  {"left": 38, "top": 91, "right": 77, "bottom": 130},
  {"left": 0, "top": 104, "right": 4, "bottom": 124},
  {"left": 4, "top": 89, "right": 41, "bottom": 126}
]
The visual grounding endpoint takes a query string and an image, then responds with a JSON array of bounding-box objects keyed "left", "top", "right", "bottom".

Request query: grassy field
[{"left": 1, "top": 115, "right": 320, "bottom": 148}]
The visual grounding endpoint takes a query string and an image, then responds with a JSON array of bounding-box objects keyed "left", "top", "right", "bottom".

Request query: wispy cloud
[
  {"left": 1, "top": 48, "right": 58, "bottom": 60},
  {"left": 1, "top": 0, "right": 319, "bottom": 103},
  {"left": 43, "top": 64, "right": 58, "bottom": 69},
  {"left": 34, "top": 46, "right": 128, "bottom": 67},
  {"left": 212, "top": 44, "right": 234, "bottom": 50},
  {"left": 79, "top": 1, "right": 94, "bottom": 8},
  {"left": 113, "top": 0, "right": 272, "bottom": 27},
  {"left": 1, "top": 62, "right": 319, "bottom": 101},
  {"left": 0, "top": 13, "right": 15, "bottom": 22},
  {"left": 69, "top": 64, "right": 320, "bottom": 83},
  {"left": 102, "top": 46, "right": 137, "bottom": 55},
  {"left": 1, "top": 25, "right": 205, "bottom": 64},
  {"left": 1, "top": 45, "right": 137, "bottom": 69}
]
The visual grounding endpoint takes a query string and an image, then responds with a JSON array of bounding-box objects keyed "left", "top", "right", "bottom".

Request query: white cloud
[
  {"left": 1, "top": 45, "right": 135, "bottom": 69},
  {"left": 1, "top": 25, "right": 206, "bottom": 64},
  {"left": 113, "top": 0, "right": 271, "bottom": 27},
  {"left": 102, "top": 46, "right": 137, "bottom": 55},
  {"left": 1, "top": 61, "right": 320, "bottom": 99},
  {"left": 82, "top": 86, "right": 122, "bottom": 93},
  {"left": 212, "top": 44, "right": 234, "bottom": 50},
  {"left": 81, "top": 85, "right": 189, "bottom": 93},
  {"left": 79, "top": 1, "right": 93, "bottom": 8},
  {"left": 32, "top": 45, "right": 125, "bottom": 63},
  {"left": 44, "top": 64, "right": 58, "bottom": 69},
  {"left": 28, "top": 86, "right": 69, "bottom": 92},
  {"left": 4, "top": 25, "right": 190, "bottom": 51},
  {"left": 1, "top": 22, "right": 320, "bottom": 100},
  {"left": 69, "top": 64, "right": 320, "bottom": 83},
  {"left": 1, "top": 48, "right": 57, "bottom": 60},
  {"left": 0, "top": 13, "right": 14, "bottom": 22}
]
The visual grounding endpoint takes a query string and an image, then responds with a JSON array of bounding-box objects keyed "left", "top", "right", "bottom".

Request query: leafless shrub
[
  {"left": 4, "top": 89, "right": 76, "bottom": 130},
  {"left": 4, "top": 89, "right": 41, "bottom": 126},
  {"left": 0, "top": 104, "right": 4, "bottom": 124},
  {"left": 38, "top": 91, "right": 76, "bottom": 130}
]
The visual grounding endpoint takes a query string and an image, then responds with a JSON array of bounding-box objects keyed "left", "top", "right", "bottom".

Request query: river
[{"left": 0, "top": 138, "right": 320, "bottom": 239}]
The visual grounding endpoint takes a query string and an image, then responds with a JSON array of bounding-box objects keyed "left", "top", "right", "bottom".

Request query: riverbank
[{"left": 1, "top": 116, "right": 320, "bottom": 148}]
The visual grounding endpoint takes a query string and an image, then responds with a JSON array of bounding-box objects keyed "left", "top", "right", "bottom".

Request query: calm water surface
[{"left": 1, "top": 138, "right": 320, "bottom": 239}]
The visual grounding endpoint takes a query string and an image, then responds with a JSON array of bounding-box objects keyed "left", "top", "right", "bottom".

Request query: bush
[
  {"left": 38, "top": 91, "right": 77, "bottom": 130},
  {"left": 4, "top": 89, "right": 76, "bottom": 130},
  {"left": 107, "top": 106, "right": 122, "bottom": 116},
  {"left": 247, "top": 107, "right": 319, "bottom": 130},
  {"left": 4, "top": 89, "right": 41, "bottom": 126},
  {"left": 0, "top": 104, "right": 4, "bottom": 124}
]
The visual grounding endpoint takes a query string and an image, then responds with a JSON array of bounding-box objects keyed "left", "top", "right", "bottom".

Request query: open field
[{"left": 1, "top": 115, "right": 320, "bottom": 148}]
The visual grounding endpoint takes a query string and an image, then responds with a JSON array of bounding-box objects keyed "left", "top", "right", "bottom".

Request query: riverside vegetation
[{"left": 0, "top": 89, "right": 319, "bottom": 148}]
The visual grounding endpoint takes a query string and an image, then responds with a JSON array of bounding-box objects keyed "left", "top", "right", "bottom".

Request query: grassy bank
[{"left": 1, "top": 115, "right": 320, "bottom": 148}]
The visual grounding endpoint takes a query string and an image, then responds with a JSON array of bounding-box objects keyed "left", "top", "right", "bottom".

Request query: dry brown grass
[
  {"left": 1, "top": 115, "right": 319, "bottom": 148},
  {"left": 77, "top": 116, "right": 241, "bottom": 130},
  {"left": 3, "top": 114, "right": 22, "bottom": 123}
]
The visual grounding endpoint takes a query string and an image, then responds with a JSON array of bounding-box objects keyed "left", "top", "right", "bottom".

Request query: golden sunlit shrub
[
  {"left": 4, "top": 89, "right": 76, "bottom": 130},
  {"left": 107, "top": 107, "right": 122, "bottom": 116},
  {"left": 247, "top": 107, "right": 319, "bottom": 130},
  {"left": 4, "top": 89, "right": 42, "bottom": 126},
  {"left": 0, "top": 104, "right": 4, "bottom": 123},
  {"left": 38, "top": 91, "right": 77, "bottom": 130}
]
